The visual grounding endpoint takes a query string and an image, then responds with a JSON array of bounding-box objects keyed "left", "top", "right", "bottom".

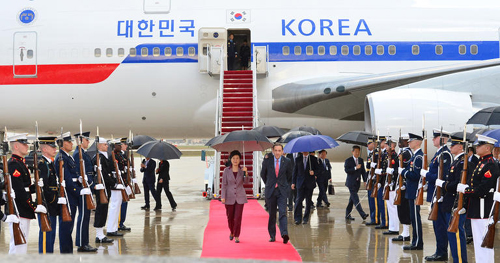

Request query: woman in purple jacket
[{"left": 221, "top": 150, "right": 248, "bottom": 243}]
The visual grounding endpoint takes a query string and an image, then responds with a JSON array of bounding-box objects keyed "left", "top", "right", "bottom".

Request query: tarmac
[{"left": 0, "top": 156, "right": 499, "bottom": 262}]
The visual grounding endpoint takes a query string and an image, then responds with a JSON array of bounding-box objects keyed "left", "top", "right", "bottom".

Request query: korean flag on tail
[{"left": 227, "top": 10, "right": 251, "bottom": 24}]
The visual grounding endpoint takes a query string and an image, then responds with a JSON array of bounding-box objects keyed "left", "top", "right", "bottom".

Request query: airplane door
[
  {"left": 198, "top": 28, "right": 227, "bottom": 74},
  {"left": 13, "top": 31, "right": 37, "bottom": 78}
]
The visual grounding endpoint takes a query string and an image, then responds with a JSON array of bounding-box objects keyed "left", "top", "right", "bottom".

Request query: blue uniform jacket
[
  {"left": 55, "top": 150, "right": 80, "bottom": 206},
  {"left": 73, "top": 146, "right": 94, "bottom": 186},
  {"left": 425, "top": 145, "right": 452, "bottom": 202},
  {"left": 402, "top": 148, "right": 423, "bottom": 200}
]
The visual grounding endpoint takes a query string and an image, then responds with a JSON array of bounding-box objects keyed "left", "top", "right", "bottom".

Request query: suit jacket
[
  {"left": 55, "top": 149, "right": 80, "bottom": 206},
  {"left": 261, "top": 155, "right": 292, "bottom": 198},
  {"left": 317, "top": 158, "right": 332, "bottom": 184},
  {"left": 293, "top": 155, "right": 319, "bottom": 189},
  {"left": 157, "top": 160, "right": 170, "bottom": 182},
  {"left": 344, "top": 156, "right": 366, "bottom": 189},
  {"left": 140, "top": 159, "right": 156, "bottom": 184},
  {"left": 221, "top": 167, "right": 248, "bottom": 205}
]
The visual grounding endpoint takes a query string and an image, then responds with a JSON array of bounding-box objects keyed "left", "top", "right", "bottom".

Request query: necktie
[
  {"left": 304, "top": 157, "right": 307, "bottom": 170},
  {"left": 355, "top": 157, "right": 358, "bottom": 166},
  {"left": 275, "top": 159, "right": 279, "bottom": 187},
  {"left": 323, "top": 159, "right": 326, "bottom": 169}
]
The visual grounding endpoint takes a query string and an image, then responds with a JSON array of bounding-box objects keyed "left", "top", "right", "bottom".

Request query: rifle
[
  {"left": 33, "top": 122, "right": 52, "bottom": 232},
  {"left": 130, "top": 132, "right": 141, "bottom": 194},
  {"left": 371, "top": 136, "right": 382, "bottom": 198},
  {"left": 416, "top": 117, "right": 427, "bottom": 206},
  {"left": 58, "top": 151, "right": 72, "bottom": 222},
  {"left": 481, "top": 169, "right": 500, "bottom": 248},
  {"left": 2, "top": 130, "right": 27, "bottom": 245},
  {"left": 94, "top": 127, "right": 108, "bottom": 204},
  {"left": 383, "top": 144, "right": 393, "bottom": 201},
  {"left": 77, "top": 120, "right": 96, "bottom": 210},
  {"left": 125, "top": 145, "right": 136, "bottom": 199},
  {"left": 366, "top": 152, "right": 374, "bottom": 191},
  {"left": 448, "top": 130, "right": 468, "bottom": 233},
  {"left": 111, "top": 150, "right": 129, "bottom": 202},
  {"left": 429, "top": 128, "right": 444, "bottom": 221},
  {"left": 394, "top": 131, "right": 404, "bottom": 206}
]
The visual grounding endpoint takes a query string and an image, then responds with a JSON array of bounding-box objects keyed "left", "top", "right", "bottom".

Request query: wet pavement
[{"left": 1, "top": 157, "right": 499, "bottom": 262}]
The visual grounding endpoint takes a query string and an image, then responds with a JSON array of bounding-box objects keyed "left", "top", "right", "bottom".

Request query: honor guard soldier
[
  {"left": 393, "top": 134, "right": 412, "bottom": 242},
  {"left": 443, "top": 134, "right": 473, "bottom": 263},
  {"left": 383, "top": 139, "right": 400, "bottom": 235},
  {"left": 401, "top": 133, "right": 424, "bottom": 250},
  {"left": 373, "top": 136, "right": 389, "bottom": 229},
  {"left": 107, "top": 140, "right": 125, "bottom": 237},
  {"left": 457, "top": 134, "right": 499, "bottom": 262},
  {"left": 37, "top": 136, "right": 61, "bottom": 254},
  {"left": 8, "top": 134, "right": 46, "bottom": 254},
  {"left": 118, "top": 138, "right": 131, "bottom": 231},
  {"left": 365, "top": 137, "right": 379, "bottom": 226},
  {"left": 422, "top": 129, "right": 452, "bottom": 261},
  {"left": 72, "top": 132, "right": 97, "bottom": 252},
  {"left": 92, "top": 137, "right": 116, "bottom": 243}
]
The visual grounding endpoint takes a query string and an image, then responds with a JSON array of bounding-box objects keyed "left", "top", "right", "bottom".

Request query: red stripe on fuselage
[{"left": 0, "top": 64, "right": 120, "bottom": 85}]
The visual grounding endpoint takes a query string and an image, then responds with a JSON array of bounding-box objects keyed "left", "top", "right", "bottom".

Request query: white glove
[
  {"left": 80, "top": 188, "right": 91, "bottom": 195},
  {"left": 125, "top": 186, "right": 132, "bottom": 195},
  {"left": 401, "top": 185, "right": 406, "bottom": 191},
  {"left": 57, "top": 197, "right": 67, "bottom": 204},
  {"left": 370, "top": 163, "right": 377, "bottom": 168},
  {"left": 35, "top": 205, "right": 47, "bottom": 214},
  {"left": 389, "top": 182, "right": 394, "bottom": 188},
  {"left": 420, "top": 169, "right": 428, "bottom": 177},
  {"left": 398, "top": 167, "right": 404, "bottom": 175},
  {"left": 418, "top": 183, "right": 423, "bottom": 189},
  {"left": 129, "top": 167, "right": 134, "bottom": 172},
  {"left": 377, "top": 183, "right": 382, "bottom": 189},
  {"left": 372, "top": 174, "right": 377, "bottom": 180},
  {"left": 60, "top": 180, "right": 66, "bottom": 188},
  {"left": 10, "top": 191, "right": 16, "bottom": 199},
  {"left": 423, "top": 184, "right": 428, "bottom": 191},
  {"left": 116, "top": 184, "right": 125, "bottom": 190},
  {"left": 386, "top": 168, "right": 394, "bottom": 174},
  {"left": 375, "top": 169, "right": 382, "bottom": 175},
  {"left": 438, "top": 196, "right": 443, "bottom": 203},
  {"left": 132, "top": 178, "right": 138, "bottom": 184},
  {"left": 457, "top": 183, "right": 469, "bottom": 194},
  {"left": 5, "top": 215, "right": 20, "bottom": 224},
  {"left": 493, "top": 192, "right": 500, "bottom": 203},
  {"left": 436, "top": 179, "right": 445, "bottom": 188},
  {"left": 37, "top": 179, "right": 44, "bottom": 188},
  {"left": 95, "top": 184, "right": 105, "bottom": 190},
  {"left": 458, "top": 208, "right": 466, "bottom": 215}
]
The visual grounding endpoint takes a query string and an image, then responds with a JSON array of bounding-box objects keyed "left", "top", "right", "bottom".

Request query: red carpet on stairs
[{"left": 201, "top": 200, "right": 302, "bottom": 262}]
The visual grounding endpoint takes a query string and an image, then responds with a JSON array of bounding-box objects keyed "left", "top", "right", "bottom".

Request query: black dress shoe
[
  {"left": 425, "top": 254, "right": 447, "bottom": 261},
  {"left": 326, "top": 203, "right": 331, "bottom": 208},
  {"left": 361, "top": 214, "right": 368, "bottom": 221},
  {"left": 375, "top": 225, "right": 389, "bottom": 229},
  {"left": 269, "top": 237, "right": 275, "bottom": 242},
  {"left": 95, "top": 237, "right": 114, "bottom": 243},
  {"left": 345, "top": 216, "right": 355, "bottom": 221},
  {"left": 392, "top": 235, "right": 410, "bottom": 242},
  {"left": 141, "top": 205, "right": 150, "bottom": 210},
  {"left": 118, "top": 225, "right": 131, "bottom": 231},
  {"left": 229, "top": 234, "right": 234, "bottom": 241},
  {"left": 172, "top": 206, "right": 177, "bottom": 211},
  {"left": 282, "top": 234, "right": 289, "bottom": 244},
  {"left": 466, "top": 236, "right": 473, "bottom": 244},
  {"left": 294, "top": 221, "right": 301, "bottom": 225},
  {"left": 365, "top": 221, "right": 378, "bottom": 226},
  {"left": 77, "top": 244, "right": 98, "bottom": 252},
  {"left": 383, "top": 230, "right": 399, "bottom": 235},
  {"left": 106, "top": 231, "right": 124, "bottom": 237},
  {"left": 302, "top": 220, "right": 308, "bottom": 224},
  {"left": 403, "top": 245, "right": 423, "bottom": 250},
  {"left": 154, "top": 206, "right": 162, "bottom": 211}
]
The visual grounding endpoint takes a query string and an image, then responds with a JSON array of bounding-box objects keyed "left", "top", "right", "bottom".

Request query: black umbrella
[
  {"left": 252, "top": 125, "right": 286, "bottom": 138},
  {"left": 86, "top": 141, "right": 112, "bottom": 158},
  {"left": 131, "top": 135, "right": 157, "bottom": 149},
  {"left": 205, "top": 134, "right": 224, "bottom": 147},
  {"left": 336, "top": 130, "right": 374, "bottom": 147},
  {"left": 467, "top": 106, "right": 500, "bottom": 126},
  {"left": 137, "top": 140, "right": 182, "bottom": 160},
  {"left": 290, "top": 126, "right": 322, "bottom": 135},
  {"left": 276, "top": 131, "right": 313, "bottom": 143}
]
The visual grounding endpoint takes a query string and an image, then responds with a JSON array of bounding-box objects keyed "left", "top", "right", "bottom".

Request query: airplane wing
[{"left": 272, "top": 58, "right": 500, "bottom": 120}]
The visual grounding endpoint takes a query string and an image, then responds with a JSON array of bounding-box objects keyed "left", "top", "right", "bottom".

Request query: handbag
[{"left": 328, "top": 181, "right": 335, "bottom": 195}]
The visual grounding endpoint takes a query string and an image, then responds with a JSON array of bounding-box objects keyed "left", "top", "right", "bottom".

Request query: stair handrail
[
  {"left": 212, "top": 46, "right": 225, "bottom": 199},
  {"left": 252, "top": 45, "right": 261, "bottom": 198}
]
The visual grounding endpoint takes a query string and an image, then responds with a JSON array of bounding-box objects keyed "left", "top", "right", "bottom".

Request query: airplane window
[
  {"left": 329, "top": 46, "right": 337, "bottom": 55},
  {"left": 294, "top": 46, "right": 301, "bottom": 55},
  {"left": 471, "top": 45, "right": 478, "bottom": 55},
  {"left": 94, "top": 48, "right": 101, "bottom": 57},
  {"left": 459, "top": 45, "right": 466, "bottom": 55},
  {"left": 365, "top": 45, "right": 372, "bottom": 55},
  {"left": 27, "top": 49, "right": 34, "bottom": 59},
  {"left": 306, "top": 46, "right": 313, "bottom": 55},
  {"left": 153, "top": 47, "right": 160, "bottom": 57},
  {"left": 165, "top": 47, "right": 172, "bottom": 56},
  {"left": 435, "top": 45, "right": 443, "bottom": 55},
  {"left": 176, "top": 47, "right": 183, "bottom": 56},
  {"left": 353, "top": 45, "right": 361, "bottom": 55},
  {"left": 388, "top": 45, "right": 396, "bottom": 55},
  {"left": 341, "top": 45, "right": 349, "bottom": 55},
  {"left": 318, "top": 46, "right": 325, "bottom": 55},
  {"left": 412, "top": 45, "right": 419, "bottom": 55},
  {"left": 377, "top": 45, "right": 384, "bottom": 55},
  {"left": 129, "top": 48, "right": 136, "bottom": 57},
  {"left": 282, "top": 46, "right": 290, "bottom": 56},
  {"left": 118, "top": 48, "right": 125, "bottom": 57},
  {"left": 188, "top": 47, "right": 195, "bottom": 56},
  {"left": 141, "top": 47, "right": 148, "bottom": 57},
  {"left": 106, "top": 48, "right": 113, "bottom": 57}
]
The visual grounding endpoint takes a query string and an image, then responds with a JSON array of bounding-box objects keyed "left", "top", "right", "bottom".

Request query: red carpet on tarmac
[{"left": 201, "top": 200, "right": 302, "bottom": 262}]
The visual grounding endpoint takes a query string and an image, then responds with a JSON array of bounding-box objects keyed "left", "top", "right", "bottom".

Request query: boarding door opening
[
  {"left": 226, "top": 29, "right": 251, "bottom": 71},
  {"left": 14, "top": 31, "right": 37, "bottom": 78},
  {"left": 198, "top": 28, "right": 227, "bottom": 75}
]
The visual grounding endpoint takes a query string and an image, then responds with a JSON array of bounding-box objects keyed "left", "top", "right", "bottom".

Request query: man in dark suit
[
  {"left": 316, "top": 150, "right": 331, "bottom": 208},
  {"left": 292, "top": 151, "right": 318, "bottom": 225},
  {"left": 261, "top": 143, "right": 292, "bottom": 244},
  {"left": 344, "top": 145, "right": 369, "bottom": 220},
  {"left": 156, "top": 160, "right": 177, "bottom": 211},
  {"left": 140, "top": 157, "right": 160, "bottom": 210}
]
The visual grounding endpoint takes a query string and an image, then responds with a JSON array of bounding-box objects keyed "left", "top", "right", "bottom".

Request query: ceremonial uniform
[
  {"left": 119, "top": 148, "right": 131, "bottom": 230},
  {"left": 366, "top": 148, "right": 379, "bottom": 225},
  {"left": 393, "top": 146, "right": 412, "bottom": 242},
  {"left": 92, "top": 149, "right": 116, "bottom": 241},
  {"left": 384, "top": 148, "right": 399, "bottom": 234},
  {"left": 375, "top": 147, "right": 388, "bottom": 229},
  {"left": 107, "top": 149, "right": 125, "bottom": 236},
  {"left": 38, "top": 153, "right": 59, "bottom": 254}
]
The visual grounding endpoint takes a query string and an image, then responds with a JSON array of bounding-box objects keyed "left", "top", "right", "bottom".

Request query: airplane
[{"left": 2, "top": 0, "right": 500, "bottom": 161}]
